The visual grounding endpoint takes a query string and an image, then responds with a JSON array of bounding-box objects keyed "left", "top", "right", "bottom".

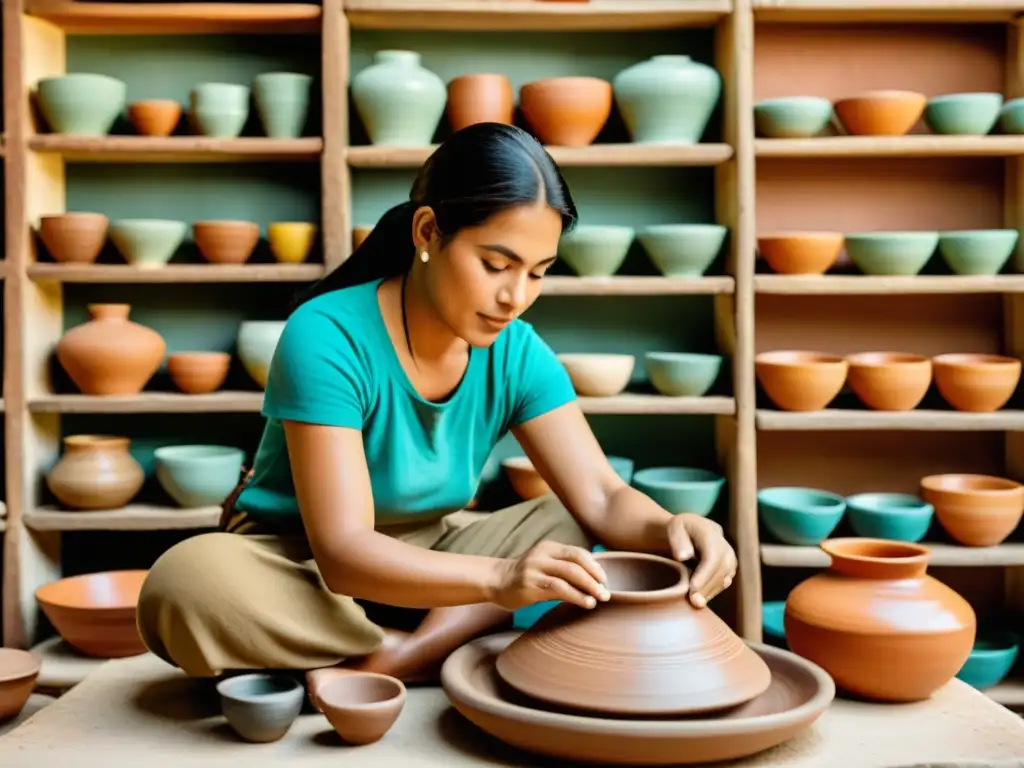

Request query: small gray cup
[{"left": 217, "top": 673, "right": 304, "bottom": 743}]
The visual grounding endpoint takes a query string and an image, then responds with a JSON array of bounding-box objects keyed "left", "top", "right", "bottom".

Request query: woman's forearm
[{"left": 587, "top": 485, "right": 676, "bottom": 554}]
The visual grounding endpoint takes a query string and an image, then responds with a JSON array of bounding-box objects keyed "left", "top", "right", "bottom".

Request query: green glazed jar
[{"left": 351, "top": 50, "right": 446, "bottom": 146}]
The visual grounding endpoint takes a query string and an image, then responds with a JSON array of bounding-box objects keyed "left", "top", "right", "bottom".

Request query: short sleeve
[
  {"left": 509, "top": 322, "right": 577, "bottom": 426},
  {"left": 262, "top": 306, "right": 372, "bottom": 429}
]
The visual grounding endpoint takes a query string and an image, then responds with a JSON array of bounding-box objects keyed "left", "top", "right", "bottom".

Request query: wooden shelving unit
[{"left": 0, "top": 0, "right": 1020, "bottom": 711}]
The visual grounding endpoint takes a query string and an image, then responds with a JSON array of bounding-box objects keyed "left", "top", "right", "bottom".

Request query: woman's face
[{"left": 417, "top": 201, "right": 563, "bottom": 348}]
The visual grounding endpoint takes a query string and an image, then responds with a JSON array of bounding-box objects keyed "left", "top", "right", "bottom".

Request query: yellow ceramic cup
[{"left": 268, "top": 222, "right": 317, "bottom": 263}]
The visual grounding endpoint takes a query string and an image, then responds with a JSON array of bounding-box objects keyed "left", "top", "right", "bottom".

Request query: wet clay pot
[
  {"left": 754, "top": 350, "right": 848, "bottom": 411},
  {"left": 38, "top": 212, "right": 109, "bottom": 264},
  {"left": 932, "top": 353, "right": 1021, "bottom": 412},
  {"left": 519, "top": 77, "right": 612, "bottom": 147},
  {"left": 46, "top": 434, "right": 144, "bottom": 510},
  {"left": 447, "top": 74, "right": 514, "bottom": 131},
  {"left": 920, "top": 474, "right": 1024, "bottom": 547},
  {"left": 845, "top": 351, "right": 933, "bottom": 411},
  {"left": 784, "top": 538, "right": 976, "bottom": 702},
  {"left": 495, "top": 551, "right": 772, "bottom": 716},
  {"left": 57, "top": 304, "right": 166, "bottom": 395}
]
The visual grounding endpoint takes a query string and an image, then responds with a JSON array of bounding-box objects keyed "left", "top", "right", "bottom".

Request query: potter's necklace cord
[{"left": 401, "top": 268, "right": 417, "bottom": 368}]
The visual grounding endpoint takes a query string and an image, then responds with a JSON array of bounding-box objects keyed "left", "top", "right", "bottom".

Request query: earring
[{"left": 420, "top": 251, "right": 429, "bottom": 263}]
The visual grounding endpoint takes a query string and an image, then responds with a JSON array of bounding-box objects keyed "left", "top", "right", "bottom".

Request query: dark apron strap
[{"left": 218, "top": 467, "right": 255, "bottom": 533}]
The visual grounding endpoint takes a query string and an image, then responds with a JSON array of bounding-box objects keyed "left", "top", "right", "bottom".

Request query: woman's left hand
[{"left": 664, "top": 514, "right": 737, "bottom": 609}]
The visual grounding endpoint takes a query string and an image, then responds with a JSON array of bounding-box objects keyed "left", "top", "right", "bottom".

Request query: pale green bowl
[
  {"left": 924, "top": 92, "right": 1003, "bottom": 136},
  {"left": 645, "top": 352, "right": 723, "bottom": 397},
  {"left": 638, "top": 224, "right": 727, "bottom": 277},
  {"left": 754, "top": 96, "right": 833, "bottom": 138},
  {"left": 155, "top": 444, "right": 246, "bottom": 508},
  {"left": 109, "top": 219, "right": 188, "bottom": 268},
  {"left": 845, "top": 231, "right": 939, "bottom": 276},
  {"left": 1001, "top": 97, "right": 1024, "bottom": 134},
  {"left": 558, "top": 225, "right": 635, "bottom": 277},
  {"left": 937, "top": 229, "right": 1018, "bottom": 276}
]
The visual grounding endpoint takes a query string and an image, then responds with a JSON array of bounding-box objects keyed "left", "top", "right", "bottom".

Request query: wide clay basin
[
  {"left": 845, "top": 351, "right": 932, "bottom": 411},
  {"left": 920, "top": 473, "right": 1024, "bottom": 547},
  {"left": 932, "top": 353, "right": 1021, "bottom": 412},
  {"left": 755, "top": 350, "right": 848, "bottom": 411}
]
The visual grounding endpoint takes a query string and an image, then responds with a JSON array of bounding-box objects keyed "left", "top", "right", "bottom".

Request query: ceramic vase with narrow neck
[
  {"left": 612, "top": 54, "right": 722, "bottom": 144},
  {"left": 351, "top": 50, "right": 446, "bottom": 146},
  {"left": 46, "top": 435, "right": 145, "bottom": 510},
  {"left": 784, "top": 537, "right": 976, "bottom": 702}
]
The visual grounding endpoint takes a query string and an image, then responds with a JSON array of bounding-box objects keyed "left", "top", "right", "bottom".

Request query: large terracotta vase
[
  {"left": 46, "top": 434, "right": 144, "bottom": 510},
  {"left": 613, "top": 55, "right": 722, "bottom": 144},
  {"left": 494, "top": 551, "right": 772, "bottom": 716},
  {"left": 784, "top": 537, "right": 976, "bottom": 702},
  {"left": 56, "top": 304, "right": 166, "bottom": 395},
  {"left": 351, "top": 50, "right": 446, "bottom": 146}
]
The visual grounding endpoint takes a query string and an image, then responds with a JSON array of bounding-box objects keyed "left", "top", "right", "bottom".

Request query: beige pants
[{"left": 136, "top": 494, "right": 592, "bottom": 677}]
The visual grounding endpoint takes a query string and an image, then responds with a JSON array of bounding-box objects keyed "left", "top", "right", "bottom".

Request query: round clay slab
[{"left": 441, "top": 632, "right": 835, "bottom": 766}]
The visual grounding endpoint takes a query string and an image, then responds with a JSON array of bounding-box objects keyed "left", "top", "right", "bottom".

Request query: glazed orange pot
[
  {"left": 845, "top": 351, "right": 932, "bottom": 411},
  {"left": 920, "top": 474, "right": 1024, "bottom": 547},
  {"left": 519, "top": 76, "right": 612, "bottom": 147},
  {"left": 757, "top": 231, "right": 844, "bottom": 275},
  {"left": 754, "top": 350, "right": 848, "bottom": 411},
  {"left": 932, "top": 353, "right": 1021, "bottom": 412},
  {"left": 833, "top": 90, "right": 926, "bottom": 136},
  {"left": 785, "top": 538, "right": 975, "bottom": 702},
  {"left": 447, "top": 74, "right": 514, "bottom": 131}
]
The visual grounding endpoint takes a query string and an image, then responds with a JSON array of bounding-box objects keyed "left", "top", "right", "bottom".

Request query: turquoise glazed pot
[
  {"left": 253, "top": 71, "right": 313, "bottom": 138},
  {"left": 924, "top": 92, "right": 1003, "bottom": 136},
  {"left": 758, "top": 486, "right": 845, "bottom": 545},
  {"left": 638, "top": 223, "right": 727, "bottom": 276},
  {"left": 754, "top": 96, "right": 833, "bottom": 138},
  {"left": 558, "top": 225, "right": 634, "bottom": 277},
  {"left": 845, "top": 231, "right": 939, "bottom": 276},
  {"left": 612, "top": 55, "right": 722, "bottom": 144},
  {"left": 352, "top": 50, "right": 446, "bottom": 146},
  {"left": 937, "top": 229, "right": 1018, "bottom": 276},
  {"left": 632, "top": 466, "right": 725, "bottom": 516},
  {"left": 155, "top": 444, "right": 246, "bottom": 507},
  {"left": 762, "top": 600, "right": 788, "bottom": 649},
  {"left": 36, "top": 73, "right": 126, "bottom": 136},
  {"left": 607, "top": 455, "right": 635, "bottom": 484},
  {"left": 1000, "top": 97, "right": 1024, "bottom": 134},
  {"left": 644, "top": 351, "right": 722, "bottom": 397},
  {"left": 191, "top": 82, "right": 250, "bottom": 138},
  {"left": 956, "top": 628, "right": 1019, "bottom": 690},
  {"left": 237, "top": 320, "right": 287, "bottom": 389},
  {"left": 845, "top": 492, "right": 934, "bottom": 543},
  {"left": 109, "top": 219, "right": 188, "bottom": 269}
]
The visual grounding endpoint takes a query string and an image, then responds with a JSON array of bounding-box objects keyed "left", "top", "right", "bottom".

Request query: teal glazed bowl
[
  {"left": 155, "top": 444, "right": 246, "bottom": 507},
  {"left": 956, "top": 628, "right": 1020, "bottom": 690},
  {"left": 845, "top": 231, "right": 939, "bottom": 276},
  {"left": 644, "top": 352, "right": 723, "bottom": 397},
  {"left": 632, "top": 466, "right": 726, "bottom": 517},
  {"left": 924, "top": 92, "right": 1003, "bottom": 136},
  {"left": 937, "top": 229, "right": 1019, "bottom": 276},
  {"left": 845, "top": 492, "right": 934, "bottom": 542},
  {"left": 1001, "top": 97, "right": 1024, "bottom": 134},
  {"left": 558, "top": 225, "right": 635, "bottom": 277},
  {"left": 754, "top": 96, "right": 833, "bottom": 138},
  {"left": 762, "top": 600, "right": 788, "bottom": 648},
  {"left": 607, "top": 455, "right": 635, "bottom": 484},
  {"left": 758, "top": 487, "right": 846, "bottom": 545},
  {"left": 638, "top": 224, "right": 727, "bottom": 277}
]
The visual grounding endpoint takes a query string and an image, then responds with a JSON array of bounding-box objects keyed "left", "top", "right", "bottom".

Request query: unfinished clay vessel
[
  {"left": 932, "top": 353, "right": 1021, "bottom": 412},
  {"left": 46, "top": 434, "right": 144, "bottom": 510},
  {"left": 57, "top": 304, "right": 166, "bottom": 395},
  {"left": 193, "top": 220, "right": 260, "bottom": 264},
  {"left": 167, "top": 351, "right": 231, "bottom": 394},
  {"left": 0, "top": 648, "right": 40, "bottom": 720},
  {"left": 447, "top": 74, "right": 514, "bottom": 131},
  {"left": 785, "top": 538, "right": 976, "bottom": 702},
  {"left": 757, "top": 231, "right": 844, "bottom": 275},
  {"left": 519, "top": 77, "right": 612, "bottom": 146},
  {"left": 38, "top": 212, "right": 109, "bottom": 264},
  {"left": 920, "top": 473, "right": 1024, "bottom": 547},
  {"left": 314, "top": 671, "right": 406, "bottom": 745},
  {"left": 754, "top": 350, "right": 848, "bottom": 411},
  {"left": 845, "top": 351, "right": 932, "bottom": 411},
  {"left": 496, "top": 551, "right": 772, "bottom": 716}
]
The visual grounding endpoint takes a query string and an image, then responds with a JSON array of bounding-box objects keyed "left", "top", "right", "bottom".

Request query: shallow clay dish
[
  {"left": 931, "top": 353, "right": 1021, "bottom": 412},
  {"left": 845, "top": 351, "right": 932, "bottom": 411},
  {"left": 501, "top": 455, "right": 550, "bottom": 500},
  {"left": 833, "top": 90, "right": 927, "bottom": 135},
  {"left": 35, "top": 570, "right": 148, "bottom": 658},
  {"left": 0, "top": 648, "right": 40, "bottom": 720},
  {"left": 495, "top": 551, "right": 771, "bottom": 716},
  {"left": 755, "top": 350, "right": 848, "bottom": 411},
  {"left": 442, "top": 632, "right": 835, "bottom": 766},
  {"left": 757, "top": 231, "right": 844, "bottom": 275},
  {"left": 920, "top": 473, "right": 1024, "bottom": 547}
]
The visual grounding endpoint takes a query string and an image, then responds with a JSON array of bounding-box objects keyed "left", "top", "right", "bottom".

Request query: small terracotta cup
[
  {"left": 502, "top": 455, "right": 551, "bottom": 499},
  {"left": 519, "top": 76, "right": 613, "bottom": 147},
  {"left": 757, "top": 231, "right": 845, "bottom": 275},
  {"left": 193, "top": 220, "right": 260, "bottom": 264},
  {"left": 447, "top": 74, "right": 515, "bottom": 131},
  {"left": 0, "top": 649, "right": 40, "bottom": 720},
  {"left": 845, "top": 351, "right": 932, "bottom": 411},
  {"left": 127, "top": 99, "right": 182, "bottom": 137},
  {"left": 38, "top": 212, "right": 109, "bottom": 264},
  {"left": 313, "top": 671, "right": 406, "bottom": 745},
  {"left": 921, "top": 474, "right": 1024, "bottom": 547},
  {"left": 755, "top": 350, "right": 848, "bottom": 411},
  {"left": 167, "top": 352, "right": 231, "bottom": 394},
  {"left": 932, "top": 353, "right": 1021, "bottom": 412},
  {"left": 833, "top": 90, "right": 927, "bottom": 136}
]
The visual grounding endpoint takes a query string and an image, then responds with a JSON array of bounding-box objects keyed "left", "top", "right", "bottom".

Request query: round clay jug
[
  {"left": 784, "top": 538, "right": 976, "bottom": 702},
  {"left": 495, "top": 551, "right": 772, "bottom": 716},
  {"left": 56, "top": 304, "right": 166, "bottom": 395},
  {"left": 351, "top": 50, "right": 446, "bottom": 146},
  {"left": 46, "top": 435, "right": 144, "bottom": 510},
  {"left": 612, "top": 55, "right": 722, "bottom": 144}
]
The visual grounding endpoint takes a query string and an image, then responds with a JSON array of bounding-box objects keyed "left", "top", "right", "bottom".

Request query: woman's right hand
[{"left": 488, "top": 540, "right": 611, "bottom": 611}]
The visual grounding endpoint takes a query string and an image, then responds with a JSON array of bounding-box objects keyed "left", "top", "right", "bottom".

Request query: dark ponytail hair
[{"left": 296, "top": 122, "right": 578, "bottom": 308}]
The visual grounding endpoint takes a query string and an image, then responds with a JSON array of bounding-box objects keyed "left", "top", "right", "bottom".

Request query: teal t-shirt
[{"left": 234, "top": 278, "right": 577, "bottom": 526}]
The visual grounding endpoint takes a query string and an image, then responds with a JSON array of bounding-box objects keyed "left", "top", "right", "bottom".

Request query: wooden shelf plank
[
  {"left": 755, "top": 275, "right": 1024, "bottom": 295},
  {"left": 756, "top": 409, "right": 1024, "bottom": 431},
  {"left": 987, "top": 679, "right": 1024, "bottom": 709},
  {"left": 579, "top": 394, "right": 735, "bottom": 415},
  {"left": 347, "top": 143, "right": 733, "bottom": 168},
  {"left": 28, "top": 264, "right": 327, "bottom": 283},
  {"left": 344, "top": 0, "right": 730, "bottom": 30},
  {"left": 542, "top": 276, "right": 734, "bottom": 295},
  {"left": 755, "top": 136, "right": 1024, "bottom": 159},
  {"left": 28, "top": 392, "right": 265, "bottom": 414},
  {"left": 29, "top": 136, "right": 323, "bottom": 163},
  {"left": 25, "top": 2, "right": 322, "bottom": 34},
  {"left": 25, "top": 505, "right": 221, "bottom": 532},
  {"left": 762, "top": 543, "right": 1024, "bottom": 568},
  {"left": 753, "top": 0, "right": 1024, "bottom": 22}
]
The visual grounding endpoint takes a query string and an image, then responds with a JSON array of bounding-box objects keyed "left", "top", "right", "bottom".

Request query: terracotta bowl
[
  {"left": 754, "top": 350, "right": 848, "bottom": 411},
  {"left": 501, "top": 455, "right": 551, "bottom": 500},
  {"left": 167, "top": 351, "right": 231, "bottom": 394},
  {"left": 845, "top": 351, "right": 933, "bottom": 411},
  {"left": 757, "top": 231, "right": 844, "bottom": 275},
  {"left": 35, "top": 570, "right": 148, "bottom": 658},
  {"left": 920, "top": 474, "right": 1024, "bottom": 547},
  {"left": 37, "top": 212, "right": 109, "bottom": 264},
  {"left": 127, "top": 99, "right": 182, "bottom": 137},
  {"left": 833, "top": 90, "right": 927, "bottom": 136},
  {"left": 193, "top": 220, "right": 260, "bottom": 264},
  {"left": 316, "top": 671, "right": 406, "bottom": 745},
  {"left": 932, "top": 353, "right": 1021, "bottom": 412},
  {"left": 557, "top": 353, "right": 635, "bottom": 397},
  {"left": 352, "top": 225, "right": 373, "bottom": 251},
  {"left": 519, "top": 76, "right": 613, "bottom": 147},
  {"left": 0, "top": 648, "right": 40, "bottom": 720}
]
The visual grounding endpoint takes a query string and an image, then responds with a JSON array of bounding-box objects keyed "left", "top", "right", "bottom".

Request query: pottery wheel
[{"left": 441, "top": 631, "right": 835, "bottom": 766}]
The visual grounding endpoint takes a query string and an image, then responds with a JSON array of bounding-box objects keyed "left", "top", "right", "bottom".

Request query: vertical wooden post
[{"left": 322, "top": 0, "right": 349, "bottom": 270}]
